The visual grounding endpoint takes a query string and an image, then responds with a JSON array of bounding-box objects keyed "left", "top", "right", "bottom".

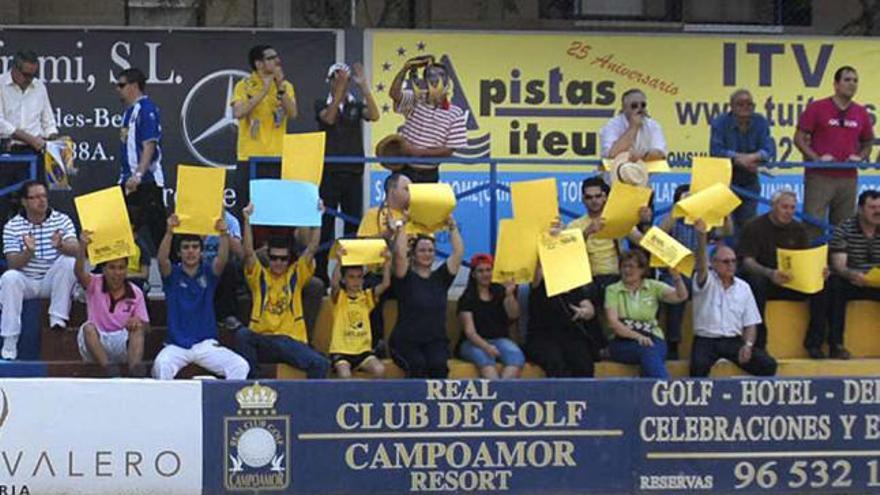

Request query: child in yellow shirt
[{"left": 329, "top": 247, "right": 391, "bottom": 378}]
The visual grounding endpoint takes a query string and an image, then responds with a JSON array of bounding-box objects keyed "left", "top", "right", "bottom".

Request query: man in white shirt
[
  {"left": 690, "top": 220, "right": 777, "bottom": 377},
  {"left": 599, "top": 88, "right": 667, "bottom": 161},
  {"left": 0, "top": 50, "right": 58, "bottom": 156},
  {"left": 1, "top": 181, "right": 78, "bottom": 360}
]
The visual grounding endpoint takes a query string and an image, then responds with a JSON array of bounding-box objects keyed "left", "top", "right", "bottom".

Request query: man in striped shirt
[
  {"left": 1, "top": 180, "right": 78, "bottom": 360},
  {"left": 389, "top": 57, "right": 467, "bottom": 183},
  {"left": 828, "top": 189, "right": 880, "bottom": 359}
]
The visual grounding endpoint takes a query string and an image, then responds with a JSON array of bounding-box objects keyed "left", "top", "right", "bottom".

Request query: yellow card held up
[
  {"left": 408, "top": 183, "right": 456, "bottom": 233},
  {"left": 864, "top": 267, "right": 880, "bottom": 287},
  {"left": 511, "top": 178, "right": 558, "bottom": 233},
  {"left": 595, "top": 181, "right": 653, "bottom": 239},
  {"left": 673, "top": 183, "right": 741, "bottom": 229},
  {"left": 777, "top": 245, "right": 827, "bottom": 295},
  {"left": 645, "top": 159, "right": 671, "bottom": 173},
  {"left": 538, "top": 228, "right": 593, "bottom": 297},
  {"left": 691, "top": 156, "right": 732, "bottom": 194},
  {"left": 640, "top": 227, "right": 695, "bottom": 277},
  {"left": 175, "top": 165, "right": 225, "bottom": 236},
  {"left": 74, "top": 187, "right": 136, "bottom": 265},
  {"left": 281, "top": 132, "right": 326, "bottom": 185},
  {"left": 337, "top": 239, "right": 388, "bottom": 266},
  {"left": 493, "top": 219, "right": 538, "bottom": 284}
]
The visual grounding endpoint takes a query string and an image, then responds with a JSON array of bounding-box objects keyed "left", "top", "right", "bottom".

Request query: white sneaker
[{"left": 1, "top": 335, "right": 18, "bottom": 360}]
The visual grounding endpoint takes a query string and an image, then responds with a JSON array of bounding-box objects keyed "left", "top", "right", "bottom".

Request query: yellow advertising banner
[{"left": 368, "top": 30, "right": 880, "bottom": 170}]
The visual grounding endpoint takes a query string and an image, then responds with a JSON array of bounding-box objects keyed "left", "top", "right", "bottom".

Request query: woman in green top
[{"left": 604, "top": 250, "right": 688, "bottom": 378}]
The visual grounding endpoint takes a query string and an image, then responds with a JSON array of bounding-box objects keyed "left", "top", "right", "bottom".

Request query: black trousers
[
  {"left": 125, "top": 182, "right": 167, "bottom": 257},
  {"left": 829, "top": 275, "right": 880, "bottom": 343},
  {"left": 400, "top": 166, "right": 439, "bottom": 184},
  {"left": 745, "top": 273, "right": 830, "bottom": 349},
  {"left": 316, "top": 171, "right": 363, "bottom": 283},
  {"left": 690, "top": 335, "right": 778, "bottom": 377},
  {"left": 389, "top": 336, "right": 448, "bottom": 378},
  {"left": 525, "top": 329, "right": 595, "bottom": 378},
  {"left": 214, "top": 258, "right": 242, "bottom": 320}
]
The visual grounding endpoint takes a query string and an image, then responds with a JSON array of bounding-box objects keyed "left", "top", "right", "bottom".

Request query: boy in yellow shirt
[{"left": 329, "top": 246, "right": 391, "bottom": 378}]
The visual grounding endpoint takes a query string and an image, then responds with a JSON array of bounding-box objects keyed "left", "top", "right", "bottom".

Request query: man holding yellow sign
[{"left": 739, "top": 190, "right": 833, "bottom": 358}]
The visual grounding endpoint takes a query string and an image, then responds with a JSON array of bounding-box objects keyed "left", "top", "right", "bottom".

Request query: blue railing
[{"left": 251, "top": 155, "right": 875, "bottom": 253}]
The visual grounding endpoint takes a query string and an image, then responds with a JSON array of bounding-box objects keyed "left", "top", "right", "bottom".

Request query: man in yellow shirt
[
  {"left": 235, "top": 203, "right": 329, "bottom": 379},
  {"left": 231, "top": 45, "right": 298, "bottom": 206}
]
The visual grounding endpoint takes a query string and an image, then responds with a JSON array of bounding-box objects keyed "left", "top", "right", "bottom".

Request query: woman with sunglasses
[
  {"left": 389, "top": 215, "right": 464, "bottom": 378},
  {"left": 599, "top": 88, "right": 667, "bottom": 162},
  {"left": 456, "top": 254, "right": 524, "bottom": 379},
  {"left": 605, "top": 250, "right": 688, "bottom": 378}
]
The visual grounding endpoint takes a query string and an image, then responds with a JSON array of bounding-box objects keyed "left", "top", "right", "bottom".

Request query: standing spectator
[
  {"left": 0, "top": 181, "right": 77, "bottom": 360},
  {"left": 116, "top": 68, "right": 167, "bottom": 255},
  {"left": 567, "top": 176, "right": 648, "bottom": 312},
  {"left": 600, "top": 88, "right": 667, "bottom": 161},
  {"left": 690, "top": 221, "right": 777, "bottom": 377},
  {"left": 828, "top": 189, "right": 880, "bottom": 358},
  {"left": 605, "top": 250, "right": 688, "bottom": 379},
  {"left": 794, "top": 66, "right": 874, "bottom": 240},
  {"left": 74, "top": 231, "right": 149, "bottom": 377},
  {"left": 709, "top": 88, "right": 776, "bottom": 236},
  {"left": 315, "top": 62, "right": 380, "bottom": 283},
  {"left": 152, "top": 214, "right": 249, "bottom": 380},
  {"left": 457, "top": 253, "right": 524, "bottom": 379},
  {"left": 388, "top": 57, "right": 467, "bottom": 183},
  {"left": 738, "top": 190, "right": 831, "bottom": 354},
  {"left": 327, "top": 246, "right": 390, "bottom": 379},
  {"left": 236, "top": 203, "right": 330, "bottom": 379},
  {"left": 205, "top": 209, "right": 244, "bottom": 331},
  {"left": 232, "top": 45, "right": 297, "bottom": 207},
  {"left": 389, "top": 217, "right": 464, "bottom": 378}
]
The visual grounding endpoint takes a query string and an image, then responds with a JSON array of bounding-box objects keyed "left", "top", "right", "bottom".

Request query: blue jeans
[
  {"left": 608, "top": 336, "right": 669, "bottom": 378},
  {"left": 235, "top": 327, "right": 330, "bottom": 379},
  {"left": 459, "top": 338, "right": 526, "bottom": 368}
]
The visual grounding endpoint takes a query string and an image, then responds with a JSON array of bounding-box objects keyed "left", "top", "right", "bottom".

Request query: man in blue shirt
[
  {"left": 709, "top": 89, "right": 776, "bottom": 237},
  {"left": 152, "top": 213, "right": 249, "bottom": 380},
  {"left": 116, "top": 68, "right": 167, "bottom": 255}
]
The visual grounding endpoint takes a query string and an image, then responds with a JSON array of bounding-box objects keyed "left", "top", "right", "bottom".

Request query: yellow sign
[
  {"left": 493, "top": 218, "right": 538, "bottom": 284},
  {"left": 74, "top": 187, "right": 136, "bottom": 265},
  {"left": 408, "top": 183, "right": 457, "bottom": 233},
  {"left": 673, "top": 183, "right": 741, "bottom": 228},
  {"left": 640, "top": 227, "right": 695, "bottom": 277},
  {"left": 595, "top": 182, "right": 652, "bottom": 239},
  {"left": 337, "top": 239, "right": 388, "bottom": 266},
  {"left": 777, "top": 245, "right": 828, "bottom": 295},
  {"left": 511, "top": 178, "right": 558, "bottom": 232},
  {"left": 865, "top": 267, "right": 880, "bottom": 287},
  {"left": 175, "top": 165, "right": 225, "bottom": 236},
  {"left": 645, "top": 159, "right": 671, "bottom": 173},
  {"left": 538, "top": 228, "right": 592, "bottom": 297},
  {"left": 282, "top": 132, "right": 326, "bottom": 185},
  {"left": 691, "top": 157, "right": 732, "bottom": 193}
]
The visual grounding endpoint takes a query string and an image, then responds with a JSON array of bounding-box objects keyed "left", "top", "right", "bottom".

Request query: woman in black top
[
  {"left": 457, "top": 253, "right": 524, "bottom": 379},
  {"left": 389, "top": 215, "right": 464, "bottom": 378}
]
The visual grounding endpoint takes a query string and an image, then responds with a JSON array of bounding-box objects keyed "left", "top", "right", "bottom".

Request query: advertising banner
[
  {"left": 365, "top": 30, "right": 880, "bottom": 256},
  {"left": 0, "top": 28, "right": 340, "bottom": 212},
  {"left": 0, "top": 379, "right": 203, "bottom": 495}
]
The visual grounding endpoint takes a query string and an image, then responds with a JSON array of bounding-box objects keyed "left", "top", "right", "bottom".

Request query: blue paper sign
[{"left": 250, "top": 179, "right": 322, "bottom": 227}]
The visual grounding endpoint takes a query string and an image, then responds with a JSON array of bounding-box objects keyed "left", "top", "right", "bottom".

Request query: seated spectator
[
  {"left": 74, "top": 231, "right": 149, "bottom": 377},
  {"left": 152, "top": 214, "right": 249, "bottom": 380},
  {"left": 389, "top": 216, "right": 464, "bottom": 378},
  {"left": 605, "top": 250, "right": 687, "bottom": 379},
  {"left": 236, "top": 203, "right": 330, "bottom": 379},
  {"left": 525, "top": 263, "right": 599, "bottom": 378},
  {"left": 1, "top": 181, "right": 78, "bottom": 360},
  {"left": 690, "top": 221, "right": 777, "bottom": 377},
  {"left": 357, "top": 172, "right": 411, "bottom": 239},
  {"left": 739, "top": 190, "right": 832, "bottom": 356},
  {"left": 328, "top": 246, "right": 389, "bottom": 379},
  {"left": 828, "top": 189, "right": 880, "bottom": 355},
  {"left": 457, "top": 253, "right": 524, "bottom": 379},
  {"left": 205, "top": 208, "right": 245, "bottom": 331},
  {"left": 600, "top": 88, "right": 667, "bottom": 161}
]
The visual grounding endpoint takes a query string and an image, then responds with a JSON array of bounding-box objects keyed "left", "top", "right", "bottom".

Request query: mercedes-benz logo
[{"left": 180, "top": 69, "right": 250, "bottom": 169}]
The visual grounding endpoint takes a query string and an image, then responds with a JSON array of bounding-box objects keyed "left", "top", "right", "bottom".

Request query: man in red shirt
[{"left": 795, "top": 66, "right": 874, "bottom": 240}]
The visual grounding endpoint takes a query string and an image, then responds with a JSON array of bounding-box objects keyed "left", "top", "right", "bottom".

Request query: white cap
[{"left": 326, "top": 62, "right": 350, "bottom": 82}]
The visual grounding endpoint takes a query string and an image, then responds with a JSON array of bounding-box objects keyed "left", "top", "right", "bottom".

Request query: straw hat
[
  {"left": 608, "top": 152, "right": 649, "bottom": 187},
  {"left": 375, "top": 133, "right": 407, "bottom": 172}
]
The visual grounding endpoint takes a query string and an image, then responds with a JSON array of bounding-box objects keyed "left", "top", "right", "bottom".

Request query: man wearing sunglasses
[
  {"left": 600, "top": 88, "right": 667, "bottom": 162},
  {"left": 795, "top": 66, "right": 874, "bottom": 240},
  {"left": 0, "top": 50, "right": 59, "bottom": 160},
  {"left": 709, "top": 89, "right": 776, "bottom": 238},
  {"left": 116, "top": 68, "right": 167, "bottom": 258}
]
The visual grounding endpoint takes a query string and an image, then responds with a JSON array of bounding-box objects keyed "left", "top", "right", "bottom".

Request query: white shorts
[{"left": 77, "top": 323, "right": 129, "bottom": 364}]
